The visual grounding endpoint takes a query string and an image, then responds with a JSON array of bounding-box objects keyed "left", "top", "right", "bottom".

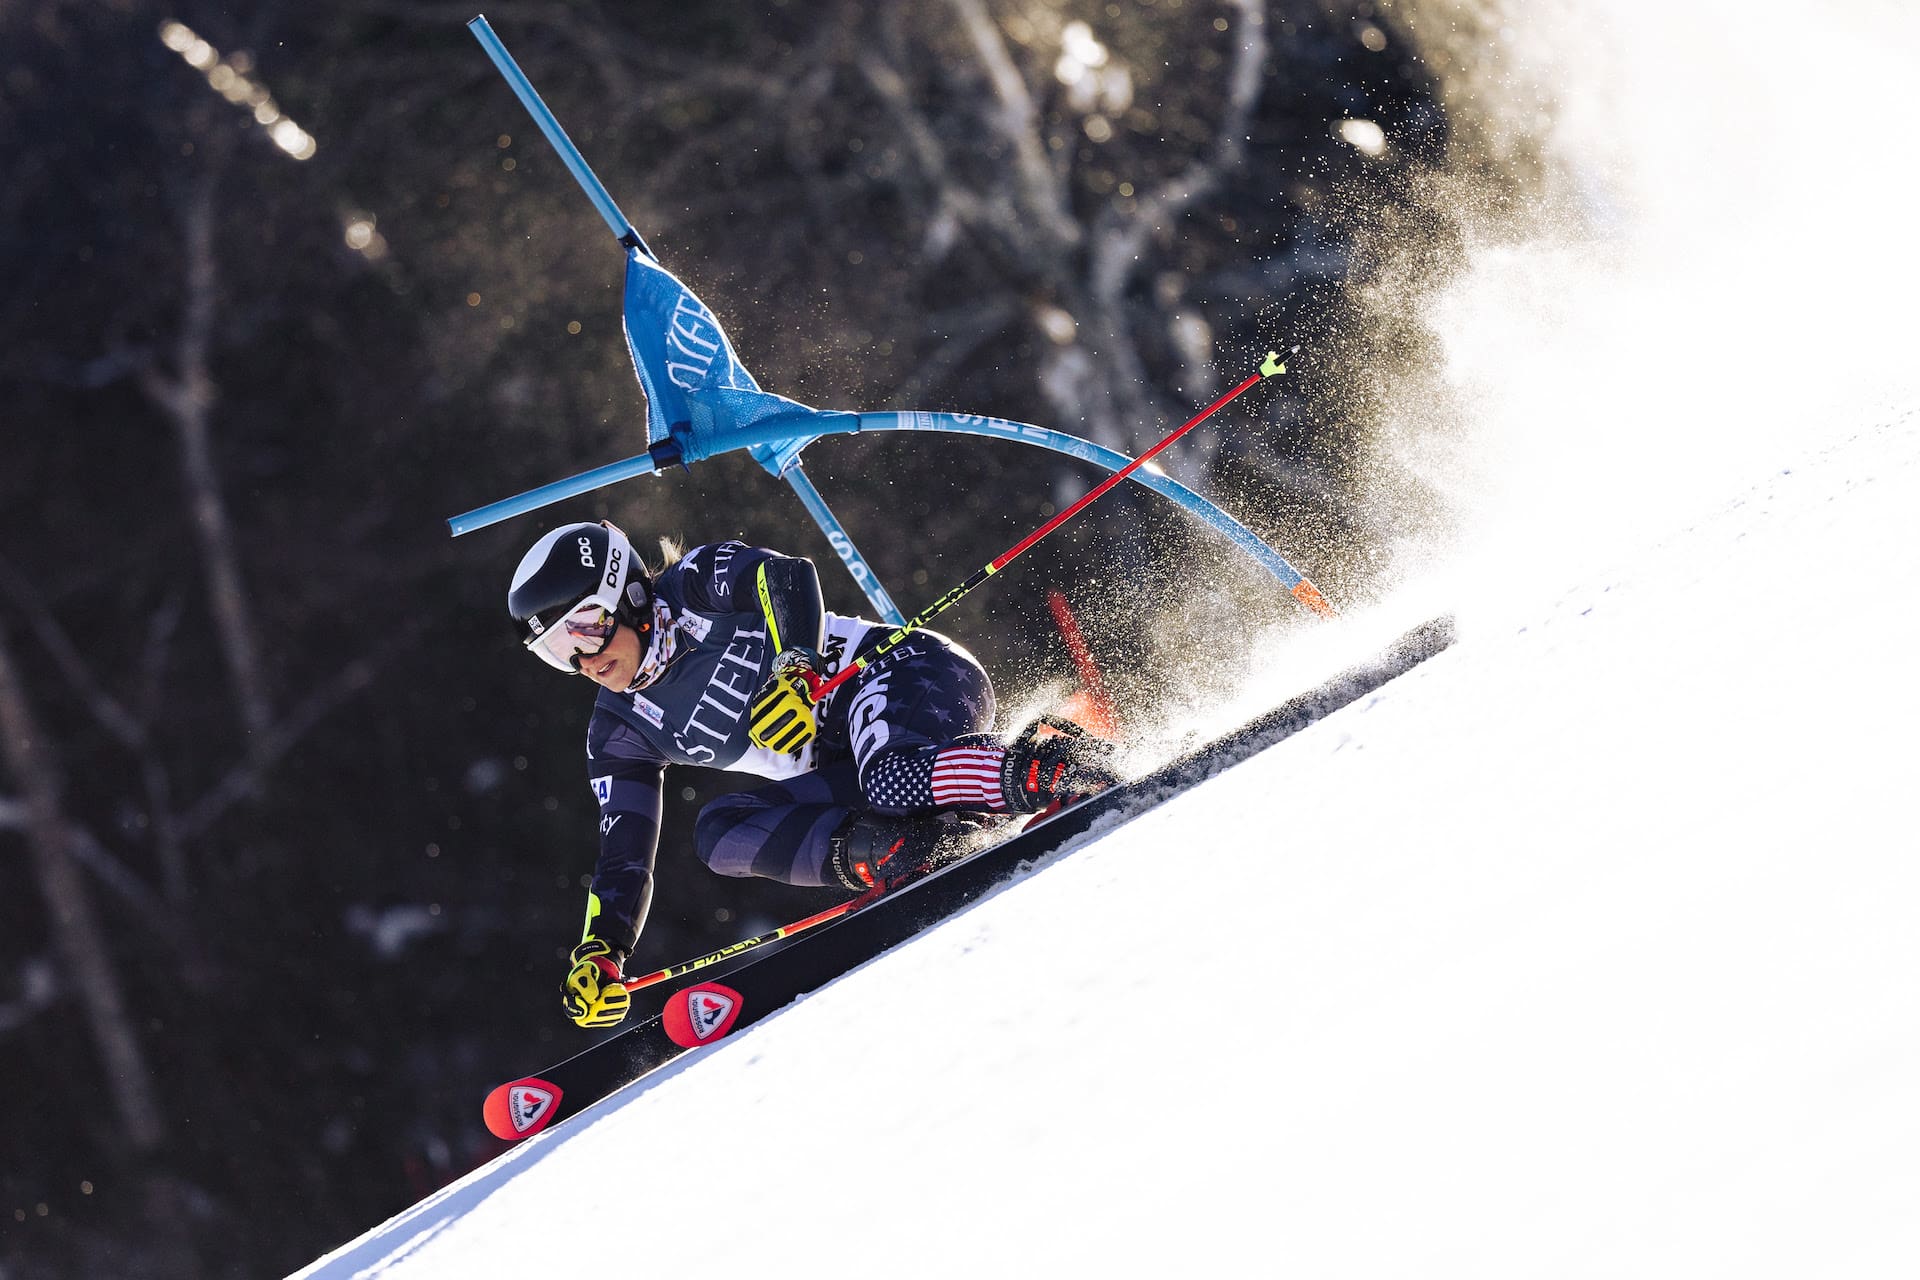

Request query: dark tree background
[{"left": 1, "top": 1, "right": 1524, "bottom": 1273}]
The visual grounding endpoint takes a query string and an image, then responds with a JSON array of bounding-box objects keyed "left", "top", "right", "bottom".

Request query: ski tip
[
  {"left": 483, "top": 1076, "right": 565, "bottom": 1142},
  {"left": 662, "top": 982, "right": 746, "bottom": 1049}
]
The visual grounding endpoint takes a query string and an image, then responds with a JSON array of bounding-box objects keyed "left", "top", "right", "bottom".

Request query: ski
[
  {"left": 483, "top": 806, "right": 1068, "bottom": 1142},
  {"left": 482, "top": 614, "right": 1456, "bottom": 1143}
]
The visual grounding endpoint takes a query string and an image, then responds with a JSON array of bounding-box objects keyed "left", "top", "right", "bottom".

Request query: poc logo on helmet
[{"left": 578, "top": 536, "right": 596, "bottom": 567}]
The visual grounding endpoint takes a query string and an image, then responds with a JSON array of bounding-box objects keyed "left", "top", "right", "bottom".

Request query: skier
[{"left": 509, "top": 520, "right": 1119, "bottom": 1028}]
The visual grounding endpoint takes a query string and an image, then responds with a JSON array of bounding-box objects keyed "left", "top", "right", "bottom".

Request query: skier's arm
[
  {"left": 749, "top": 554, "right": 824, "bottom": 661},
  {"left": 744, "top": 554, "right": 829, "bottom": 752},
  {"left": 680, "top": 541, "right": 825, "bottom": 656},
  {"left": 583, "top": 762, "right": 664, "bottom": 957},
  {"left": 679, "top": 542, "right": 831, "bottom": 753},
  {"left": 563, "top": 713, "right": 666, "bottom": 1029},
  {"left": 582, "top": 719, "right": 668, "bottom": 958}
]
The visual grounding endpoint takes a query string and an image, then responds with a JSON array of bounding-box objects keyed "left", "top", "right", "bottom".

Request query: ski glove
[
  {"left": 748, "top": 647, "right": 824, "bottom": 755},
  {"left": 1000, "top": 715, "right": 1121, "bottom": 814},
  {"left": 561, "top": 938, "right": 631, "bottom": 1028}
]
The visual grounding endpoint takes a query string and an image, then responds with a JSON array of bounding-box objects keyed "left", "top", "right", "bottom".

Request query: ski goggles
[{"left": 525, "top": 597, "right": 621, "bottom": 673}]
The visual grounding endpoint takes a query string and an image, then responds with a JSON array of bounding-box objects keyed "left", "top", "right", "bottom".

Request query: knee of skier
[{"left": 692, "top": 793, "right": 757, "bottom": 876}]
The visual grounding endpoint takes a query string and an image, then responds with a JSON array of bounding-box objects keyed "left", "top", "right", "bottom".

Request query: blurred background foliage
[{"left": 0, "top": 0, "right": 1526, "bottom": 1273}]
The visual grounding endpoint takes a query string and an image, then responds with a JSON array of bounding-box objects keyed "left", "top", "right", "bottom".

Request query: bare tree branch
[
  {"left": 945, "top": 0, "right": 1081, "bottom": 260},
  {"left": 5, "top": 548, "right": 206, "bottom": 904},
  {"left": 174, "top": 614, "right": 434, "bottom": 842},
  {"left": 0, "top": 550, "right": 150, "bottom": 752},
  {"left": 0, "top": 629, "right": 166, "bottom": 1151},
  {"left": 880, "top": 297, "right": 1021, "bottom": 409},
  {"left": 1090, "top": 0, "right": 1267, "bottom": 302},
  {"left": 138, "top": 160, "right": 274, "bottom": 745},
  {"left": 0, "top": 801, "right": 175, "bottom": 921},
  {"left": 136, "top": 592, "right": 190, "bottom": 901},
  {"left": 1057, "top": 0, "right": 1270, "bottom": 469},
  {"left": 856, "top": 50, "right": 994, "bottom": 261},
  {"left": 0, "top": 956, "right": 57, "bottom": 1036}
]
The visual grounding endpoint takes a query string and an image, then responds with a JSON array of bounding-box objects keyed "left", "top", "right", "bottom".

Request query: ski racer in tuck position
[{"left": 508, "top": 520, "right": 1120, "bottom": 1029}]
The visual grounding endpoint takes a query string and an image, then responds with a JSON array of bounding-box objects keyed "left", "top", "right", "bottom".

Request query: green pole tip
[{"left": 1260, "top": 351, "right": 1287, "bottom": 377}]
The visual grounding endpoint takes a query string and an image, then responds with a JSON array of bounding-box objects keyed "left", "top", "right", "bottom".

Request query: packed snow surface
[
  {"left": 297, "top": 1, "right": 1920, "bottom": 1273},
  {"left": 297, "top": 407, "right": 1920, "bottom": 1278}
]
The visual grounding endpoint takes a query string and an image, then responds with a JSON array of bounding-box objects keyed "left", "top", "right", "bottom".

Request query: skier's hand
[
  {"left": 749, "top": 648, "right": 823, "bottom": 754},
  {"left": 1000, "top": 716, "right": 1121, "bottom": 814},
  {"left": 561, "top": 938, "right": 631, "bottom": 1028}
]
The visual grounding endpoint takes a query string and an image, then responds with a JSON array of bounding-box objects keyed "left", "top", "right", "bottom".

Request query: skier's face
[{"left": 578, "top": 620, "right": 642, "bottom": 690}]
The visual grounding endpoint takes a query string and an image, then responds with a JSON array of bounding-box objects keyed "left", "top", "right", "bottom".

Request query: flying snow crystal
[{"left": 1336, "top": 118, "right": 1388, "bottom": 157}]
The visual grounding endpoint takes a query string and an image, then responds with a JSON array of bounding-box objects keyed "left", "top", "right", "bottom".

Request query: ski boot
[
  {"left": 828, "top": 812, "right": 986, "bottom": 893},
  {"left": 1000, "top": 714, "right": 1122, "bottom": 815}
]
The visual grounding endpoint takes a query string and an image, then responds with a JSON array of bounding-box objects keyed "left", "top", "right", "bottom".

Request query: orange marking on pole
[
  {"left": 1048, "top": 590, "right": 1119, "bottom": 737},
  {"left": 1291, "top": 580, "right": 1337, "bottom": 618}
]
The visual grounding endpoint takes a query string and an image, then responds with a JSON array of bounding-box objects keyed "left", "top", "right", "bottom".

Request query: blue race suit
[{"left": 583, "top": 542, "right": 997, "bottom": 953}]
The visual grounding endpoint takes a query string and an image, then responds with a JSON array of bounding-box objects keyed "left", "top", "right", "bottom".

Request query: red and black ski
[
  {"left": 484, "top": 801, "right": 1078, "bottom": 1142},
  {"left": 482, "top": 615, "right": 1455, "bottom": 1143}
]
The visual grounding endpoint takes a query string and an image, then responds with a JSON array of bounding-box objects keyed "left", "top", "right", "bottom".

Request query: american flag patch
[{"left": 931, "top": 746, "right": 1007, "bottom": 810}]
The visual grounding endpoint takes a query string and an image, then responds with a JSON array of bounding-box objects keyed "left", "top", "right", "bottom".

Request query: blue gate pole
[
  {"left": 467, "top": 15, "right": 654, "bottom": 257},
  {"left": 782, "top": 465, "right": 906, "bottom": 624}
]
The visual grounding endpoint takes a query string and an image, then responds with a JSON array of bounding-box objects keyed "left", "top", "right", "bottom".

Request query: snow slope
[
  {"left": 296, "top": 2, "right": 1920, "bottom": 1272},
  {"left": 296, "top": 406, "right": 1920, "bottom": 1278}
]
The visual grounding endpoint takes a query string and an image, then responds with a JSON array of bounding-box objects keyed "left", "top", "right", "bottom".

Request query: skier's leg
[
  {"left": 697, "top": 635, "right": 1005, "bottom": 890},
  {"left": 816, "top": 635, "right": 1011, "bottom": 889},
  {"left": 692, "top": 760, "right": 864, "bottom": 888},
  {"left": 838, "top": 634, "right": 999, "bottom": 815},
  {"left": 842, "top": 635, "right": 1118, "bottom": 823}
]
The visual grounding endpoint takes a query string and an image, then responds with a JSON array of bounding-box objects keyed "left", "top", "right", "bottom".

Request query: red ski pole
[
  {"left": 620, "top": 887, "right": 882, "bottom": 992},
  {"left": 809, "top": 351, "right": 1313, "bottom": 703}
]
